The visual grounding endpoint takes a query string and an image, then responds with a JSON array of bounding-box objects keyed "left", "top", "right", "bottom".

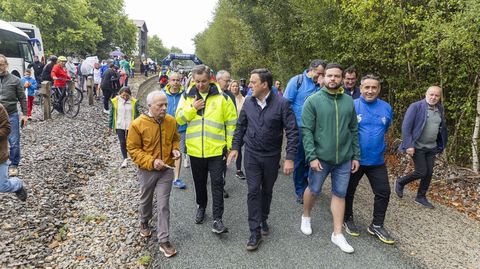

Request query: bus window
[
  {"left": 0, "top": 31, "right": 22, "bottom": 57},
  {"left": 20, "top": 42, "right": 33, "bottom": 63}
]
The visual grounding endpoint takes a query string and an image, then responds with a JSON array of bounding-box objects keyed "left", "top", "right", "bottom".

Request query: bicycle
[{"left": 49, "top": 80, "right": 81, "bottom": 118}]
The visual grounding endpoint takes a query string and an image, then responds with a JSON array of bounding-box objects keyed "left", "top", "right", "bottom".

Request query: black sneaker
[
  {"left": 15, "top": 186, "right": 27, "bottom": 202},
  {"left": 414, "top": 197, "right": 434, "bottom": 209},
  {"left": 367, "top": 224, "right": 395, "bottom": 244},
  {"left": 212, "top": 219, "right": 229, "bottom": 234},
  {"left": 236, "top": 170, "right": 246, "bottom": 180},
  {"left": 223, "top": 190, "right": 229, "bottom": 198},
  {"left": 343, "top": 217, "right": 360, "bottom": 237},
  {"left": 296, "top": 195, "right": 303, "bottom": 204},
  {"left": 261, "top": 221, "right": 269, "bottom": 236},
  {"left": 395, "top": 178, "right": 404, "bottom": 198},
  {"left": 195, "top": 207, "right": 206, "bottom": 224},
  {"left": 246, "top": 234, "right": 262, "bottom": 251}
]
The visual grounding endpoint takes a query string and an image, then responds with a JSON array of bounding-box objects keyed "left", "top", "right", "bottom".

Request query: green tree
[{"left": 148, "top": 35, "right": 169, "bottom": 62}]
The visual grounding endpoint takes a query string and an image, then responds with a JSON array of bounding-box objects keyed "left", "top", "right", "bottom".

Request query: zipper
[
  {"left": 159, "top": 121, "right": 163, "bottom": 160},
  {"left": 201, "top": 94, "right": 206, "bottom": 158},
  {"left": 334, "top": 94, "right": 339, "bottom": 164}
]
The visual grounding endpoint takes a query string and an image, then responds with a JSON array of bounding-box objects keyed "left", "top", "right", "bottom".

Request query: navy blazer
[
  {"left": 232, "top": 91, "right": 298, "bottom": 160},
  {"left": 399, "top": 99, "right": 448, "bottom": 153}
]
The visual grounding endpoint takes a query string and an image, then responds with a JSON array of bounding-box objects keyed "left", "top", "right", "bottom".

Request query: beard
[{"left": 325, "top": 82, "right": 342, "bottom": 90}]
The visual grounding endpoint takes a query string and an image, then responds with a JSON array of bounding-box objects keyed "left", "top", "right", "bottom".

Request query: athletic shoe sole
[
  {"left": 159, "top": 247, "right": 177, "bottom": 258},
  {"left": 246, "top": 238, "right": 263, "bottom": 251},
  {"left": 343, "top": 223, "right": 360, "bottom": 237},
  {"left": 139, "top": 231, "right": 152, "bottom": 237},
  {"left": 367, "top": 226, "right": 395, "bottom": 245},
  {"left": 212, "top": 228, "right": 229, "bottom": 234}
]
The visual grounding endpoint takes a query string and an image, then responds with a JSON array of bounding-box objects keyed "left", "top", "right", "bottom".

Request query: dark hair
[
  {"left": 191, "top": 64, "right": 211, "bottom": 78},
  {"left": 109, "top": 63, "right": 115, "bottom": 68},
  {"left": 325, "top": 63, "right": 344, "bottom": 73},
  {"left": 119, "top": 86, "right": 131, "bottom": 95},
  {"left": 309, "top": 59, "right": 327, "bottom": 69},
  {"left": 360, "top": 74, "right": 380, "bottom": 85},
  {"left": 344, "top": 66, "right": 357, "bottom": 76},
  {"left": 251, "top": 68, "right": 273, "bottom": 89}
]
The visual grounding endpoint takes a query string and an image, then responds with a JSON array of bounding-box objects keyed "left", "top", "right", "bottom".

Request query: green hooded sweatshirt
[{"left": 301, "top": 87, "right": 360, "bottom": 165}]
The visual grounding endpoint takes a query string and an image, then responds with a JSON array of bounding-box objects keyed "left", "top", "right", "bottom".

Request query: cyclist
[{"left": 51, "top": 56, "right": 71, "bottom": 101}]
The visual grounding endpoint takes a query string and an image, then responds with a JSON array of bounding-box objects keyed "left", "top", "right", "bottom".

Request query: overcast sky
[{"left": 124, "top": 0, "right": 218, "bottom": 54}]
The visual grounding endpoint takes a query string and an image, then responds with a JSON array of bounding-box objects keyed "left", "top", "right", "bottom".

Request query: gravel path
[{"left": 1, "top": 76, "right": 478, "bottom": 268}]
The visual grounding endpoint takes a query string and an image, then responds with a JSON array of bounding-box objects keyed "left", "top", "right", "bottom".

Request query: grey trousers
[{"left": 138, "top": 168, "right": 173, "bottom": 243}]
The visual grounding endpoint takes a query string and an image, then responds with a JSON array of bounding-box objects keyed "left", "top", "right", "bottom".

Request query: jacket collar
[
  {"left": 164, "top": 84, "right": 185, "bottom": 96},
  {"left": 187, "top": 82, "right": 222, "bottom": 98},
  {"left": 321, "top": 87, "right": 345, "bottom": 97}
]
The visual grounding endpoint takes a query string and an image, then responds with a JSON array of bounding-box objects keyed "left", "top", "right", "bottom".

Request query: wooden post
[
  {"left": 39, "top": 81, "right": 51, "bottom": 120},
  {"left": 86, "top": 75, "right": 94, "bottom": 105}
]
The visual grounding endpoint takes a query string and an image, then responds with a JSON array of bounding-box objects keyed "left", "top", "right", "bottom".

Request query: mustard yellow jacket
[{"left": 127, "top": 114, "right": 180, "bottom": 170}]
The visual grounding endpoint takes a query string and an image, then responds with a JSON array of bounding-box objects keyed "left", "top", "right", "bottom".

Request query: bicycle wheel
[
  {"left": 50, "top": 93, "right": 56, "bottom": 113},
  {"left": 73, "top": 87, "right": 83, "bottom": 104},
  {"left": 62, "top": 94, "right": 80, "bottom": 118}
]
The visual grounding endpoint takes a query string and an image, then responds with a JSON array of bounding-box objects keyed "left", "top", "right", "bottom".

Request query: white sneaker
[
  {"left": 331, "top": 233, "right": 354, "bottom": 253},
  {"left": 120, "top": 159, "right": 128, "bottom": 168},
  {"left": 300, "top": 215, "right": 312, "bottom": 235},
  {"left": 103, "top": 109, "right": 109, "bottom": 114}
]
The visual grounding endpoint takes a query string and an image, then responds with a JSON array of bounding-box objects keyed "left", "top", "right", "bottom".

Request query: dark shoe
[
  {"left": 261, "top": 221, "right": 269, "bottom": 236},
  {"left": 159, "top": 241, "right": 177, "bottom": 258},
  {"left": 15, "top": 186, "right": 27, "bottom": 202},
  {"left": 223, "top": 190, "right": 229, "bottom": 198},
  {"left": 246, "top": 234, "right": 262, "bottom": 251},
  {"left": 212, "top": 219, "right": 229, "bottom": 234},
  {"left": 195, "top": 207, "right": 206, "bottom": 224},
  {"left": 235, "top": 170, "right": 246, "bottom": 180},
  {"left": 367, "top": 224, "right": 395, "bottom": 244},
  {"left": 139, "top": 222, "right": 152, "bottom": 237},
  {"left": 343, "top": 217, "right": 360, "bottom": 237},
  {"left": 414, "top": 197, "right": 434, "bottom": 209},
  {"left": 296, "top": 195, "right": 303, "bottom": 204},
  {"left": 394, "top": 178, "right": 404, "bottom": 198}
]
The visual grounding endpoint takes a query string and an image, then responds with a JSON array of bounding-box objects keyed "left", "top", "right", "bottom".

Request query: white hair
[
  {"left": 216, "top": 70, "right": 230, "bottom": 81},
  {"left": 146, "top": 90, "right": 166, "bottom": 106}
]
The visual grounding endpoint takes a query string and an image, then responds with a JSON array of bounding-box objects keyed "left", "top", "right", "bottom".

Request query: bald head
[
  {"left": 425, "top": 86, "right": 442, "bottom": 106},
  {"left": 147, "top": 91, "right": 168, "bottom": 120}
]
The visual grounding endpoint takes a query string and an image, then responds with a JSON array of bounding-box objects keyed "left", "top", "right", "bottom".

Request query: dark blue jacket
[
  {"left": 232, "top": 91, "right": 298, "bottom": 160},
  {"left": 399, "top": 99, "right": 448, "bottom": 153},
  {"left": 344, "top": 85, "right": 361, "bottom": 99}
]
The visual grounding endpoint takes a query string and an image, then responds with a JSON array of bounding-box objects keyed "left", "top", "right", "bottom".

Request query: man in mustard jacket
[
  {"left": 176, "top": 64, "right": 237, "bottom": 234},
  {"left": 127, "top": 91, "right": 180, "bottom": 258}
]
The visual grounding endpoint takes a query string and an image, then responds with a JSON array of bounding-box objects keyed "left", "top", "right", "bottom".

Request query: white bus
[
  {"left": 0, "top": 20, "right": 34, "bottom": 77},
  {"left": 8, "top": 21, "right": 44, "bottom": 63}
]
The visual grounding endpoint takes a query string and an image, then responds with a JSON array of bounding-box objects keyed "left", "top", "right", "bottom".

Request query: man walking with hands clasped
[{"left": 127, "top": 91, "right": 180, "bottom": 258}]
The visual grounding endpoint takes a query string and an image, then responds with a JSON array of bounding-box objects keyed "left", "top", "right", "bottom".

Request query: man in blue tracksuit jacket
[
  {"left": 283, "top": 59, "right": 326, "bottom": 203},
  {"left": 162, "top": 72, "right": 188, "bottom": 189},
  {"left": 342, "top": 74, "right": 395, "bottom": 245}
]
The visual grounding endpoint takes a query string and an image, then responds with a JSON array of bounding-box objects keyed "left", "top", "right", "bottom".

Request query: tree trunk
[{"left": 472, "top": 74, "right": 480, "bottom": 173}]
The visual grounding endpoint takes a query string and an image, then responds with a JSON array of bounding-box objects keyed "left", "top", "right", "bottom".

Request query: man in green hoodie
[{"left": 299, "top": 63, "right": 360, "bottom": 254}]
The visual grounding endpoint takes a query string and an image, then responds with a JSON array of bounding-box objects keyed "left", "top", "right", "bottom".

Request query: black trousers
[
  {"left": 345, "top": 164, "right": 391, "bottom": 226},
  {"left": 236, "top": 146, "right": 243, "bottom": 171},
  {"left": 398, "top": 148, "right": 436, "bottom": 198},
  {"left": 189, "top": 155, "right": 225, "bottom": 220},
  {"left": 244, "top": 150, "right": 281, "bottom": 235},
  {"left": 102, "top": 88, "right": 112, "bottom": 111},
  {"left": 116, "top": 129, "right": 128, "bottom": 159}
]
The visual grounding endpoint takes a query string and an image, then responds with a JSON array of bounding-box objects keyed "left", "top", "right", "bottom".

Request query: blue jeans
[
  {"left": 0, "top": 161, "right": 22, "bottom": 193},
  {"left": 308, "top": 160, "right": 352, "bottom": 198},
  {"left": 8, "top": 113, "right": 21, "bottom": 167},
  {"left": 293, "top": 136, "right": 309, "bottom": 197}
]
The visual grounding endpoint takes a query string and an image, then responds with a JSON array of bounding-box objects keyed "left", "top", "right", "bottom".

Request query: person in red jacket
[{"left": 51, "top": 56, "right": 71, "bottom": 98}]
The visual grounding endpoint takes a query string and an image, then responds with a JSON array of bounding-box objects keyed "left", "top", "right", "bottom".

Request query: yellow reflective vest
[{"left": 176, "top": 82, "right": 237, "bottom": 158}]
